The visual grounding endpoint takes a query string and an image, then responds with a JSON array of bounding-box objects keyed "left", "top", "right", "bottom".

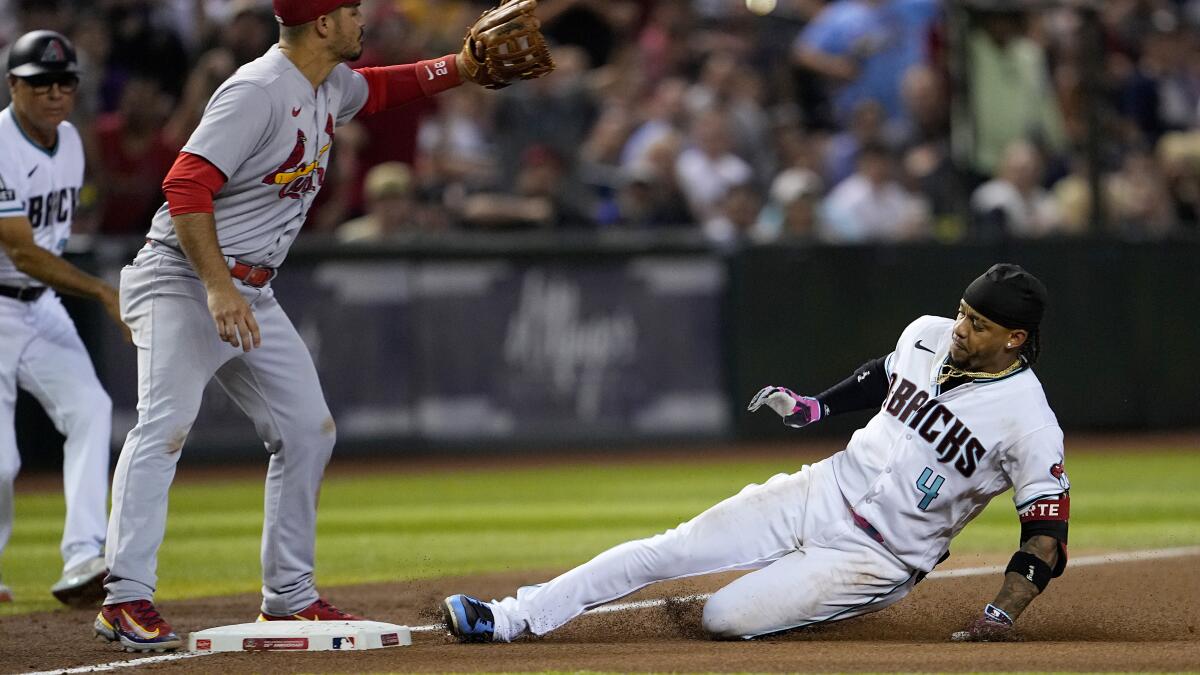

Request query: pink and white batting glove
[{"left": 747, "top": 386, "right": 823, "bottom": 428}]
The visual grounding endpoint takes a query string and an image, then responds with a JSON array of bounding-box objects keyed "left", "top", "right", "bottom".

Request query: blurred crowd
[{"left": 5, "top": 0, "right": 1200, "bottom": 245}]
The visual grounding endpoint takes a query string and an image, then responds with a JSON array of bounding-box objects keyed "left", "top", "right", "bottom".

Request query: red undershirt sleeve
[
  {"left": 354, "top": 55, "right": 461, "bottom": 119},
  {"left": 163, "top": 152, "right": 228, "bottom": 216}
]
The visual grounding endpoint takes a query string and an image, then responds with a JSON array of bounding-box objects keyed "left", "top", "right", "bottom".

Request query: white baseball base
[{"left": 187, "top": 620, "right": 412, "bottom": 652}]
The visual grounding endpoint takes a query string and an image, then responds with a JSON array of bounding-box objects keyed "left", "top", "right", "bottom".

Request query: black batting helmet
[{"left": 7, "top": 30, "right": 79, "bottom": 78}]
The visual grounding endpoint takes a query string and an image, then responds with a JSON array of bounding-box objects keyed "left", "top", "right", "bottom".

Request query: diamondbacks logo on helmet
[{"left": 41, "top": 40, "right": 66, "bottom": 63}]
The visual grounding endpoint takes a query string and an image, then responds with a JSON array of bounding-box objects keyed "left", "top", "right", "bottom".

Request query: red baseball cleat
[
  {"left": 94, "top": 600, "right": 183, "bottom": 652},
  {"left": 257, "top": 597, "right": 362, "bottom": 622}
]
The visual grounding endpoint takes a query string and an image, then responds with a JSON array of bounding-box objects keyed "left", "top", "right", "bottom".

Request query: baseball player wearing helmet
[
  {"left": 95, "top": 0, "right": 552, "bottom": 653},
  {"left": 0, "top": 30, "right": 130, "bottom": 608},
  {"left": 443, "top": 264, "right": 1069, "bottom": 643}
]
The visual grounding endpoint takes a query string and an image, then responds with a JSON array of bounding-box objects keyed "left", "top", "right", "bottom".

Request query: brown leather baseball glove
[{"left": 458, "top": 0, "right": 555, "bottom": 90}]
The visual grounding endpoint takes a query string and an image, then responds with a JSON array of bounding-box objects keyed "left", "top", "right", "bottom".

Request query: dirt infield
[{"left": 3, "top": 552, "right": 1197, "bottom": 673}]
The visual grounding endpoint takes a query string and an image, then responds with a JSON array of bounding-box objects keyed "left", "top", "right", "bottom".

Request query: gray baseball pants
[{"left": 104, "top": 245, "right": 335, "bottom": 615}]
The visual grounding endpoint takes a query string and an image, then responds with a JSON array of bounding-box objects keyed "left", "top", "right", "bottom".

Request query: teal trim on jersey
[
  {"left": 11, "top": 110, "right": 59, "bottom": 157},
  {"left": 0, "top": 206, "right": 25, "bottom": 214},
  {"left": 1015, "top": 490, "right": 1068, "bottom": 511}
]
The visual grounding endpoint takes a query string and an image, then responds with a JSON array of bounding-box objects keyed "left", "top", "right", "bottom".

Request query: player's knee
[
  {"left": 307, "top": 413, "right": 336, "bottom": 449},
  {"left": 701, "top": 596, "right": 749, "bottom": 640},
  {"left": 283, "top": 411, "right": 336, "bottom": 457}
]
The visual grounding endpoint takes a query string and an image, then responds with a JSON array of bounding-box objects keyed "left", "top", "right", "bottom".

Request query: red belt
[
  {"left": 146, "top": 239, "right": 275, "bottom": 288},
  {"left": 229, "top": 261, "right": 276, "bottom": 288}
]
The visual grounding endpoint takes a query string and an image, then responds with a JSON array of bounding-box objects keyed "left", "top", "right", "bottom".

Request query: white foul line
[
  {"left": 22, "top": 652, "right": 209, "bottom": 674},
  {"left": 23, "top": 545, "right": 1200, "bottom": 673},
  {"left": 924, "top": 545, "right": 1200, "bottom": 579}
]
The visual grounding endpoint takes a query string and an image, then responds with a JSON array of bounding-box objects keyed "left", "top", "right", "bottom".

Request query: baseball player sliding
[
  {"left": 0, "top": 31, "right": 129, "bottom": 608},
  {"left": 95, "top": 0, "right": 553, "bottom": 652},
  {"left": 444, "top": 264, "right": 1070, "bottom": 643}
]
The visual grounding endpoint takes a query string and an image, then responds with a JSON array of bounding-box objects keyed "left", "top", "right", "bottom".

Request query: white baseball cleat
[{"left": 51, "top": 555, "right": 107, "bottom": 607}]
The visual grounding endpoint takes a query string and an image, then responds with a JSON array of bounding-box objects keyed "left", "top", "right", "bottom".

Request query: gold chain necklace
[{"left": 936, "top": 357, "right": 1025, "bottom": 385}]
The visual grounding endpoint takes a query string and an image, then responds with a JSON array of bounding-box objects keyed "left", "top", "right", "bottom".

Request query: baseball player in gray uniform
[
  {"left": 0, "top": 30, "right": 129, "bottom": 608},
  {"left": 94, "top": 0, "right": 486, "bottom": 652},
  {"left": 444, "top": 264, "right": 1070, "bottom": 643}
]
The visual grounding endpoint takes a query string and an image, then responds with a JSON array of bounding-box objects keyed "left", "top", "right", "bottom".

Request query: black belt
[{"left": 0, "top": 285, "right": 47, "bottom": 302}]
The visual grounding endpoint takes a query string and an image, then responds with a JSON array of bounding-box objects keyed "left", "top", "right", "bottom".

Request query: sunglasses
[{"left": 20, "top": 73, "right": 79, "bottom": 95}]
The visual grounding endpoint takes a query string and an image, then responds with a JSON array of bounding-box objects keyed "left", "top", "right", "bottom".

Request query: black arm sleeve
[{"left": 814, "top": 356, "right": 890, "bottom": 418}]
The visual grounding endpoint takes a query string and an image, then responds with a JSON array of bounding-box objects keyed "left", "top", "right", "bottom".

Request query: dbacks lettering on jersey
[
  {"left": 884, "top": 374, "right": 986, "bottom": 478},
  {"left": 261, "top": 114, "right": 335, "bottom": 200},
  {"left": 27, "top": 187, "right": 77, "bottom": 228}
]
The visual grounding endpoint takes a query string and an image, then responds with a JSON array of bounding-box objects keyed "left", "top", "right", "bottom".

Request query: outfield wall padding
[{"left": 14, "top": 237, "right": 1199, "bottom": 466}]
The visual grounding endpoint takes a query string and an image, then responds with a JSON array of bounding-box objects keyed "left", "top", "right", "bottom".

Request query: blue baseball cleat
[{"left": 442, "top": 594, "right": 495, "bottom": 642}]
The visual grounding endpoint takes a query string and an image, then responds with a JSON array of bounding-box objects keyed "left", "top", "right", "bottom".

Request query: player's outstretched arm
[
  {"left": 351, "top": 1, "right": 554, "bottom": 121},
  {"left": 951, "top": 534, "right": 1059, "bottom": 642},
  {"left": 0, "top": 214, "right": 131, "bottom": 342},
  {"left": 173, "top": 212, "right": 260, "bottom": 352},
  {"left": 747, "top": 355, "right": 890, "bottom": 428}
]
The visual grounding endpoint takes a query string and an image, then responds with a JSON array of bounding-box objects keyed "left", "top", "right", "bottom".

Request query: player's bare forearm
[
  {"left": 989, "top": 534, "right": 1059, "bottom": 620},
  {"left": 172, "top": 211, "right": 261, "bottom": 350},
  {"left": 172, "top": 212, "right": 236, "bottom": 292},
  {"left": 9, "top": 243, "right": 112, "bottom": 298},
  {"left": 0, "top": 215, "right": 114, "bottom": 301}
]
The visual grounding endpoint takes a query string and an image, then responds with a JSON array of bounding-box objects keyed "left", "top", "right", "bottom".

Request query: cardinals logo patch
[{"left": 262, "top": 114, "right": 335, "bottom": 199}]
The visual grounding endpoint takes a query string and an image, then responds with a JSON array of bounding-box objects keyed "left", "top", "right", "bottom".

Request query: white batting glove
[{"left": 747, "top": 386, "right": 824, "bottom": 428}]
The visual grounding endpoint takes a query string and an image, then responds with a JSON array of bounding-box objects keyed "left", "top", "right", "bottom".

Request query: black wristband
[
  {"left": 815, "top": 356, "right": 889, "bottom": 417},
  {"left": 1005, "top": 551, "right": 1052, "bottom": 592},
  {"left": 1019, "top": 520, "right": 1068, "bottom": 577}
]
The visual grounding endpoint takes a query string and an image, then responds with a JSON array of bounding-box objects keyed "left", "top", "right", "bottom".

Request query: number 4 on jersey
[{"left": 915, "top": 467, "right": 945, "bottom": 510}]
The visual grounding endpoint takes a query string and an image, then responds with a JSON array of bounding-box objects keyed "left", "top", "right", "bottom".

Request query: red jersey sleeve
[
  {"left": 354, "top": 55, "right": 461, "bottom": 119},
  {"left": 162, "top": 152, "right": 228, "bottom": 216}
]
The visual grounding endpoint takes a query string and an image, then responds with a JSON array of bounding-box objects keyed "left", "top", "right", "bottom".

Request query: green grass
[{"left": 3, "top": 444, "right": 1198, "bottom": 615}]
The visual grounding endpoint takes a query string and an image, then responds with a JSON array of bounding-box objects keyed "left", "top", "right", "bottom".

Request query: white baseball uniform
[
  {"left": 0, "top": 106, "right": 111, "bottom": 574},
  {"left": 480, "top": 314, "right": 1070, "bottom": 640},
  {"left": 104, "top": 46, "right": 372, "bottom": 613}
]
